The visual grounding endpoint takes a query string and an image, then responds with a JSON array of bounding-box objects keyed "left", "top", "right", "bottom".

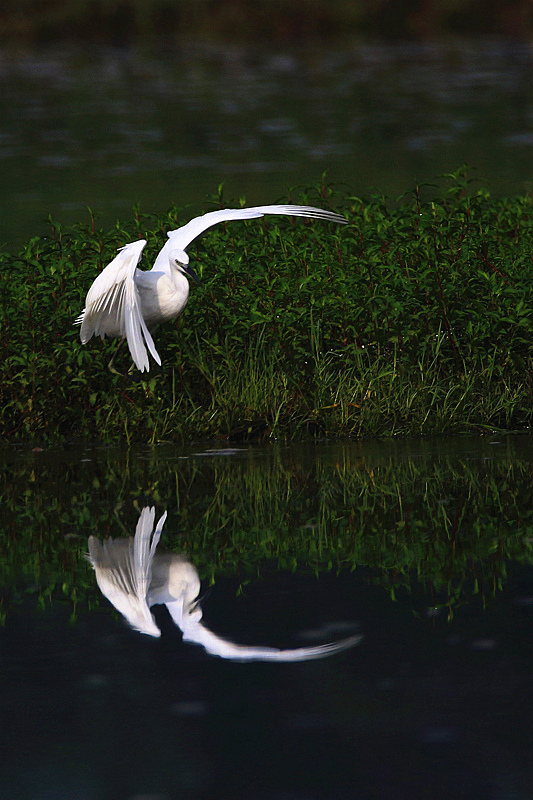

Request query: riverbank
[{"left": 2, "top": 170, "right": 533, "bottom": 444}]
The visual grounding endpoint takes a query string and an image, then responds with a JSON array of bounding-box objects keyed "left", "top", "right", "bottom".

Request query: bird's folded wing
[
  {"left": 132, "top": 507, "right": 164, "bottom": 600},
  {"left": 77, "top": 239, "right": 160, "bottom": 372},
  {"left": 152, "top": 205, "right": 347, "bottom": 271},
  {"left": 87, "top": 507, "right": 164, "bottom": 636}
]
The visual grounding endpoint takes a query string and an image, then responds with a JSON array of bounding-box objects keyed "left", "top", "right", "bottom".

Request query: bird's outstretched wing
[
  {"left": 87, "top": 507, "right": 165, "bottom": 637},
  {"left": 152, "top": 205, "right": 347, "bottom": 272},
  {"left": 166, "top": 598, "right": 362, "bottom": 662},
  {"left": 75, "top": 239, "right": 160, "bottom": 372}
]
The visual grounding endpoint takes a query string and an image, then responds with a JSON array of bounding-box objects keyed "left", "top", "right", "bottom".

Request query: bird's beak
[{"left": 184, "top": 264, "right": 203, "bottom": 286}]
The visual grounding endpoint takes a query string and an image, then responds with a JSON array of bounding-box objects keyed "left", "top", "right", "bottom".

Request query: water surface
[
  {"left": 1, "top": 436, "right": 533, "bottom": 798},
  {"left": 3, "top": 36, "right": 533, "bottom": 249}
]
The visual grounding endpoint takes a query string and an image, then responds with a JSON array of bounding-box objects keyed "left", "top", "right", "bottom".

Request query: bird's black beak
[{"left": 185, "top": 264, "right": 203, "bottom": 286}]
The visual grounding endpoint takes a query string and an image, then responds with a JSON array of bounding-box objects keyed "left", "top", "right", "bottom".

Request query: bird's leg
[
  {"left": 108, "top": 338, "right": 127, "bottom": 375},
  {"left": 108, "top": 339, "right": 145, "bottom": 380}
]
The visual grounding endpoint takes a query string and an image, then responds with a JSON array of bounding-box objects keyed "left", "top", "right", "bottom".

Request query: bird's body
[
  {"left": 76, "top": 239, "right": 193, "bottom": 371},
  {"left": 135, "top": 268, "right": 189, "bottom": 329},
  {"left": 87, "top": 507, "right": 362, "bottom": 662},
  {"left": 76, "top": 204, "right": 347, "bottom": 372}
]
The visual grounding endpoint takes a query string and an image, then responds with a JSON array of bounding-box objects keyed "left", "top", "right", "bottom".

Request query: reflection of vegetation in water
[
  {"left": 1, "top": 442, "right": 533, "bottom": 620},
  {"left": 3, "top": 171, "right": 533, "bottom": 442}
]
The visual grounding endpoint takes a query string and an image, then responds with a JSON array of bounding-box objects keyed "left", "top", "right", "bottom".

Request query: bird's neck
[{"left": 169, "top": 265, "right": 188, "bottom": 291}]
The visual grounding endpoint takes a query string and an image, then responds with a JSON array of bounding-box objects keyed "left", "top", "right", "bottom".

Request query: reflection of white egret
[
  {"left": 88, "top": 507, "right": 166, "bottom": 637},
  {"left": 76, "top": 204, "right": 347, "bottom": 372},
  {"left": 87, "top": 507, "right": 362, "bottom": 662}
]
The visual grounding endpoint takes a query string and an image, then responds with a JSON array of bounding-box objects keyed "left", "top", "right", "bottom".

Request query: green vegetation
[
  {"left": 2, "top": 440, "right": 533, "bottom": 621},
  {"left": 2, "top": 170, "right": 533, "bottom": 443}
]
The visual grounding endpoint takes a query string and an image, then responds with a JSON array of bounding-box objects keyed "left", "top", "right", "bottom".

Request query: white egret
[
  {"left": 87, "top": 507, "right": 362, "bottom": 662},
  {"left": 76, "top": 204, "right": 347, "bottom": 372}
]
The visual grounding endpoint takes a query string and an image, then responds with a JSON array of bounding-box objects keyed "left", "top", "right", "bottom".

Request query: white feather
[
  {"left": 87, "top": 507, "right": 362, "bottom": 662},
  {"left": 152, "top": 204, "right": 347, "bottom": 273},
  {"left": 166, "top": 598, "right": 362, "bottom": 662},
  {"left": 87, "top": 507, "right": 163, "bottom": 637},
  {"left": 77, "top": 240, "right": 161, "bottom": 372},
  {"left": 76, "top": 204, "right": 346, "bottom": 371}
]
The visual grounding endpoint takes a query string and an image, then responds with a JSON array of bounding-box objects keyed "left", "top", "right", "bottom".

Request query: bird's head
[
  {"left": 169, "top": 248, "right": 189, "bottom": 269},
  {"left": 169, "top": 249, "right": 202, "bottom": 286}
]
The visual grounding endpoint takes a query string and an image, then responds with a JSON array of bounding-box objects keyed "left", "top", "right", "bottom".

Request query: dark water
[
  {"left": 1, "top": 436, "right": 533, "bottom": 799},
  {"left": 2, "top": 36, "right": 533, "bottom": 250}
]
